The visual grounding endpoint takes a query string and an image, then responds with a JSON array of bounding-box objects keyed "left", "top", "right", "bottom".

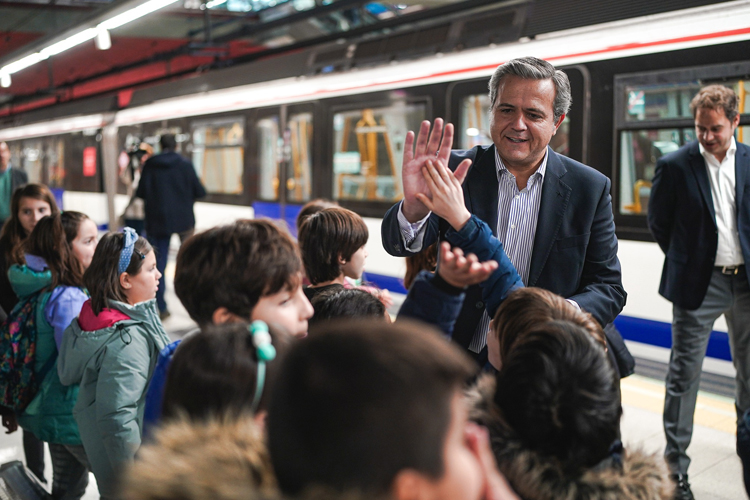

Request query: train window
[
  {"left": 191, "top": 118, "right": 244, "bottom": 195},
  {"left": 257, "top": 117, "right": 281, "bottom": 201},
  {"left": 332, "top": 102, "right": 425, "bottom": 202},
  {"left": 8, "top": 138, "right": 65, "bottom": 189},
  {"left": 459, "top": 95, "right": 491, "bottom": 149},
  {"left": 286, "top": 113, "right": 313, "bottom": 203},
  {"left": 618, "top": 128, "right": 695, "bottom": 215},
  {"left": 624, "top": 83, "right": 700, "bottom": 122}
]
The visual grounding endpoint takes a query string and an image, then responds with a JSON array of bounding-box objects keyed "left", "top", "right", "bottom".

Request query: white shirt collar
[{"left": 699, "top": 137, "right": 737, "bottom": 164}]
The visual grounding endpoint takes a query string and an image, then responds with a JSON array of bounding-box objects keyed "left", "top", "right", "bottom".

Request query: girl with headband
[{"left": 58, "top": 227, "right": 170, "bottom": 500}]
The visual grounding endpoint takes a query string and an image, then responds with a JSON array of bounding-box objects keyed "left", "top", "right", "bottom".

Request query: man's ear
[
  {"left": 212, "top": 307, "right": 244, "bottom": 325},
  {"left": 119, "top": 272, "right": 131, "bottom": 290},
  {"left": 392, "top": 469, "right": 432, "bottom": 500},
  {"left": 552, "top": 113, "right": 566, "bottom": 135}
]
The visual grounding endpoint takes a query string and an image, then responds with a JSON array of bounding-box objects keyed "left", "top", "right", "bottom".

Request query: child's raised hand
[
  {"left": 437, "top": 242, "right": 498, "bottom": 288},
  {"left": 415, "top": 159, "right": 472, "bottom": 231},
  {"left": 465, "top": 422, "right": 520, "bottom": 500}
]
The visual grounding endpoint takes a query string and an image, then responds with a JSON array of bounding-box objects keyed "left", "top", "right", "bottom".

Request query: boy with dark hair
[
  {"left": 143, "top": 219, "right": 313, "bottom": 433},
  {"left": 266, "top": 320, "right": 519, "bottom": 500},
  {"left": 298, "top": 207, "right": 369, "bottom": 302},
  {"left": 309, "top": 288, "right": 387, "bottom": 326}
]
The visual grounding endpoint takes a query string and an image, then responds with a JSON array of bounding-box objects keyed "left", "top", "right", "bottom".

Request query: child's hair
[
  {"left": 492, "top": 287, "right": 606, "bottom": 362},
  {"left": 267, "top": 320, "right": 476, "bottom": 495},
  {"left": 494, "top": 320, "right": 620, "bottom": 473},
  {"left": 296, "top": 198, "right": 339, "bottom": 233},
  {"left": 403, "top": 242, "right": 438, "bottom": 290},
  {"left": 84, "top": 231, "right": 153, "bottom": 314},
  {"left": 309, "top": 288, "right": 385, "bottom": 327},
  {"left": 298, "top": 208, "right": 368, "bottom": 285},
  {"left": 25, "top": 212, "right": 89, "bottom": 288},
  {"left": 162, "top": 322, "right": 288, "bottom": 421},
  {"left": 0, "top": 183, "right": 59, "bottom": 267},
  {"left": 174, "top": 219, "right": 302, "bottom": 326},
  {"left": 122, "top": 416, "right": 277, "bottom": 500}
]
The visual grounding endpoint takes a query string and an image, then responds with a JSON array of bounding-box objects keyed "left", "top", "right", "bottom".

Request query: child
[
  {"left": 161, "top": 321, "right": 287, "bottom": 425},
  {"left": 9, "top": 212, "right": 96, "bottom": 499},
  {"left": 297, "top": 207, "right": 369, "bottom": 303},
  {"left": 309, "top": 287, "right": 387, "bottom": 326},
  {"left": 58, "top": 228, "right": 170, "bottom": 500},
  {"left": 142, "top": 219, "right": 312, "bottom": 434},
  {"left": 0, "top": 183, "right": 59, "bottom": 484},
  {"left": 267, "top": 320, "right": 519, "bottom": 500}
]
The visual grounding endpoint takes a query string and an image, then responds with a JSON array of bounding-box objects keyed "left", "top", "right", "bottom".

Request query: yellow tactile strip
[{"left": 621, "top": 374, "right": 737, "bottom": 434}]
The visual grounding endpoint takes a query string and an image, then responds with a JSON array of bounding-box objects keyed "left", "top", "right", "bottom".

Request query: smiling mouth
[{"left": 506, "top": 137, "right": 528, "bottom": 143}]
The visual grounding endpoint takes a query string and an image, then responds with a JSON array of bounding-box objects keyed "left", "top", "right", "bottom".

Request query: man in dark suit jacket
[
  {"left": 382, "top": 57, "right": 626, "bottom": 359},
  {"left": 648, "top": 85, "right": 750, "bottom": 500},
  {"left": 136, "top": 133, "right": 206, "bottom": 319}
]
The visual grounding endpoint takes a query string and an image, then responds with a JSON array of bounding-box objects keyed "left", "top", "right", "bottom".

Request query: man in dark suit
[
  {"left": 382, "top": 56, "right": 626, "bottom": 359},
  {"left": 648, "top": 85, "right": 750, "bottom": 500},
  {"left": 136, "top": 133, "right": 206, "bottom": 319}
]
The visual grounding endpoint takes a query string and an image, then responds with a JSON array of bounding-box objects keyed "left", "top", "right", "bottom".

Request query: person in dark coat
[
  {"left": 136, "top": 134, "right": 206, "bottom": 319},
  {"left": 0, "top": 141, "right": 29, "bottom": 231}
]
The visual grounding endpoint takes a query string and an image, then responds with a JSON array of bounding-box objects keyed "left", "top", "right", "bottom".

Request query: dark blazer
[
  {"left": 648, "top": 141, "right": 750, "bottom": 310},
  {"left": 382, "top": 145, "right": 626, "bottom": 349},
  {"left": 136, "top": 151, "right": 206, "bottom": 236}
]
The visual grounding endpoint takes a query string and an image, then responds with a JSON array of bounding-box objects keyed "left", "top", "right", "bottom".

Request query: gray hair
[{"left": 488, "top": 56, "right": 572, "bottom": 122}]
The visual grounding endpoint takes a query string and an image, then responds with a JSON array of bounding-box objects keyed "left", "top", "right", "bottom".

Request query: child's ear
[
  {"left": 338, "top": 253, "right": 347, "bottom": 265},
  {"left": 212, "top": 307, "right": 244, "bottom": 325},
  {"left": 392, "top": 469, "right": 432, "bottom": 500},
  {"left": 119, "top": 272, "right": 132, "bottom": 290}
]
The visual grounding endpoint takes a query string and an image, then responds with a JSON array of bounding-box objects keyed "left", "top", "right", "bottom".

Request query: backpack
[{"left": 0, "top": 291, "right": 56, "bottom": 412}]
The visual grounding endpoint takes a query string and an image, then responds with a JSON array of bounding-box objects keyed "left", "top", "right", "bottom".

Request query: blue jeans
[{"left": 147, "top": 230, "right": 194, "bottom": 313}]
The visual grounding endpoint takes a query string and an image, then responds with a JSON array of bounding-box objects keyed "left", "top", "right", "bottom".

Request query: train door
[{"left": 249, "top": 104, "right": 315, "bottom": 235}]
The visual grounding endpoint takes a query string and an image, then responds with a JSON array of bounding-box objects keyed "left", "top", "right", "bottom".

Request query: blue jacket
[
  {"left": 142, "top": 338, "right": 183, "bottom": 439},
  {"left": 383, "top": 145, "right": 626, "bottom": 348},
  {"left": 136, "top": 151, "right": 206, "bottom": 236}
]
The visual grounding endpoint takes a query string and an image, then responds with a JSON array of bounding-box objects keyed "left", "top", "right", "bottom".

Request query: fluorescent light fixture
[
  {"left": 95, "top": 28, "right": 112, "bottom": 50},
  {"left": 206, "top": 0, "right": 228, "bottom": 8},
  {"left": 99, "top": 0, "right": 180, "bottom": 31},
  {"left": 41, "top": 28, "right": 98, "bottom": 58},
  {"left": 0, "top": 0, "right": 179, "bottom": 77},
  {"left": 0, "top": 74, "right": 10, "bottom": 88}
]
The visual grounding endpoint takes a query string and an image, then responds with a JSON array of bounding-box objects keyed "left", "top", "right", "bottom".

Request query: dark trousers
[
  {"left": 23, "top": 430, "right": 45, "bottom": 484},
  {"left": 49, "top": 443, "right": 89, "bottom": 500},
  {"left": 664, "top": 267, "right": 750, "bottom": 475},
  {"left": 148, "top": 230, "right": 194, "bottom": 312}
]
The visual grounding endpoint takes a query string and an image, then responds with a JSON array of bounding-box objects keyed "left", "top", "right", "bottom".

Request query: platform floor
[{"left": 0, "top": 262, "right": 745, "bottom": 499}]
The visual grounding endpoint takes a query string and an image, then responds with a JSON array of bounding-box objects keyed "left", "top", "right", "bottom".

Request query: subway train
[{"left": 2, "top": 0, "right": 750, "bottom": 373}]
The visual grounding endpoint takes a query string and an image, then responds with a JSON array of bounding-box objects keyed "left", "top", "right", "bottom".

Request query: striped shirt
[
  {"left": 398, "top": 147, "right": 548, "bottom": 352},
  {"left": 468, "top": 148, "right": 547, "bottom": 352}
]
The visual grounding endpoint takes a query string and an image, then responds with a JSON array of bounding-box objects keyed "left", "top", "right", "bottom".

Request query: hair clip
[{"left": 249, "top": 320, "right": 276, "bottom": 412}]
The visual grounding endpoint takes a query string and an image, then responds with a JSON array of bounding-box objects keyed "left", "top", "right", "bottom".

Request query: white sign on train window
[{"left": 334, "top": 152, "right": 361, "bottom": 174}]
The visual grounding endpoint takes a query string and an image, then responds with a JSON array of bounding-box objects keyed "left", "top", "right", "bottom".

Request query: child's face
[
  {"left": 342, "top": 245, "right": 368, "bottom": 280},
  {"left": 71, "top": 218, "right": 98, "bottom": 271},
  {"left": 18, "top": 197, "right": 51, "bottom": 235},
  {"left": 414, "top": 391, "right": 484, "bottom": 500},
  {"left": 252, "top": 281, "right": 313, "bottom": 338},
  {"left": 123, "top": 250, "right": 161, "bottom": 306}
]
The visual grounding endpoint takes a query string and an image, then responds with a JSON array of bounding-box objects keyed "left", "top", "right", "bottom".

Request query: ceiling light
[
  {"left": 206, "top": 0, "right": 228, "bottom": 8},
  {"left": 0, "top": 74, "right": 10, "bottom": 88},
  {"left": 40, "top": 28, "right": 98, "bottom": 58},
  {"left": 3, "top": 53, "right": 46, "bottom": 75},
  {"left": 99, "top": 0, "right": 180, "bottom": 31},
  {"left": 95, "top": 28, "right": 112, "bottom": 50}
]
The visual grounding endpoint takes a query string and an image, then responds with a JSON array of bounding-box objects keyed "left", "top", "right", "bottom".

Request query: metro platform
[{"left": 0, "top": 263, "right": 744, "bottom": 499}]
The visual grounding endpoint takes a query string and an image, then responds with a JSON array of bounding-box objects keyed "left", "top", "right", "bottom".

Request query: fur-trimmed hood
[
  {"left": 123, "top": 416, "right": 277, "bottom": 500},
  {"left": 467, "top": 375, "right": 674, "bottom": 500}
]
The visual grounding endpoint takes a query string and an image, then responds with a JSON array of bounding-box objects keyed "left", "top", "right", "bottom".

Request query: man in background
[
  {"left": 137, "top": 133, "right": 206, "bottom": 320},
  {"left": 0, "top": 141, "right": 28, "bottom": 230}
]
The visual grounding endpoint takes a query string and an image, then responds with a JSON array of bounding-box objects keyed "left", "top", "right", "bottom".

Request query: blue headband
[
  {"left": 118, "top": 227, "right": 142, "bottom": 274},
  {"left": 250, "top": 320, "right": 277, "bottom": 412}
]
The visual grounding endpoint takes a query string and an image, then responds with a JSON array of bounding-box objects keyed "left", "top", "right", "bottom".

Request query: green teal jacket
[
  {"left": 8, "top": 264, "right": 82, "bottom": 445},
  {"left": 57, "top": 298, "right": 169, "bottom": 497}
]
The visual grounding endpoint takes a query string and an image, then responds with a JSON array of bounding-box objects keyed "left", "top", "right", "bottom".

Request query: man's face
[
  {"left": 695, "top": 106, "right": 739, "bottom": 161},
  {"left": 490, "top": 75, "right": 564, "bottom": 172},
  {"left": 0, "top": 142, "right": 9, "bottom": 172}
]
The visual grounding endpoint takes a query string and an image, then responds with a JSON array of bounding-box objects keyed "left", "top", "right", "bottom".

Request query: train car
[{"left": 2, "top": 0, "right": 750, "bottom": 376}]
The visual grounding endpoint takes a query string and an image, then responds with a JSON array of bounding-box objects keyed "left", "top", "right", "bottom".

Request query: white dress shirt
[{"left": 700, "top": 137, "right": 744, "bottom": 266}]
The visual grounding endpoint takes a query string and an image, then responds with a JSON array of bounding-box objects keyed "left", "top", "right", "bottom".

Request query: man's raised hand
[
  {"left": 401, "top": 119, "right": 472, "bottom": 222},
  {"left": 416, "top": 159, "right": 471, "bottom": 231}
]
